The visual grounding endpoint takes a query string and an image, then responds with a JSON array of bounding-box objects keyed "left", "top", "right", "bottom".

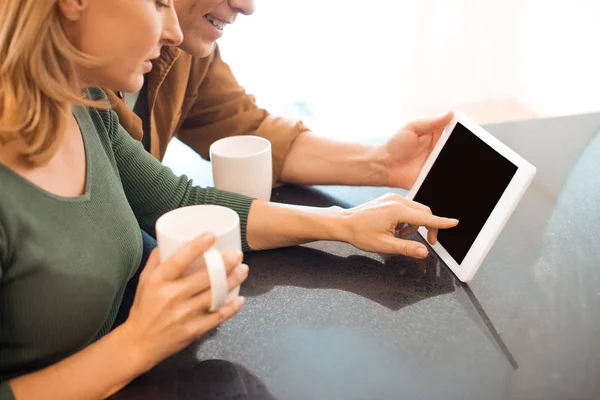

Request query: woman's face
[{"left": 60, "top": 0, "right": 184, "bottom": 92}]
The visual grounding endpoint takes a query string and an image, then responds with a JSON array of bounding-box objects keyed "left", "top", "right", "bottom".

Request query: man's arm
[
  {"left": 280, "top": 112, "right": 454, "bottom": 189},
  {"left": 279, "top": 131, "right": 388, "bottom": 186},
  {"left": 177, "top": 46, "right": 452, "bottom": 190}
]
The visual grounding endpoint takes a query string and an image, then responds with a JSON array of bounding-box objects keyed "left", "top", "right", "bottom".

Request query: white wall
[
  {"left": 516, "top": 0, "right": 600, "bottom": 117},
  {"left": 217, "top": 0, "right": 600, "bottom": 140}
]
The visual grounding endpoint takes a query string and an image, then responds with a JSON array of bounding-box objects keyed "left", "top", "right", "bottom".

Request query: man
[{"left": 107, "top": 0, "right": 453, "bottom": 190}]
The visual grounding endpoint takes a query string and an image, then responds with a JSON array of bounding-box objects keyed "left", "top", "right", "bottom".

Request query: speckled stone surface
[{"left": 114, "top": 113, "right": 600, "bottom": 400}]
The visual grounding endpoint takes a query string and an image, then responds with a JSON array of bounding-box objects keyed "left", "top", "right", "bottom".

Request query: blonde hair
[{"left": 0, "top": 0, "right": 103, "bottom": 165}]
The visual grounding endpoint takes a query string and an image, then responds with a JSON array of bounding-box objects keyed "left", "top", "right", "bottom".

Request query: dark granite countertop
[{"left": 115, "top": 113, "right": 600, "bottom": 400}]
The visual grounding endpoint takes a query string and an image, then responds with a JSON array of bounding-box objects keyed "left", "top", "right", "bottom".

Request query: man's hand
[{"left": 381, "top": 112, "right": 454, "bottom": 189}]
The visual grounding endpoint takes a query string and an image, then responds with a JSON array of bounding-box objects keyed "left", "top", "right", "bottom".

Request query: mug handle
[{"left": 203, "top": 248, "right": 229, "bottom": 312}]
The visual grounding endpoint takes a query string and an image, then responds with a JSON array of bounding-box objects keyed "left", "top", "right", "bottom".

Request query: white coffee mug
[
  {"left": 155, "top": 205, "right": 241, "bottom": 312},
  {"left": 210, "top": 135, "right": 273, "bottom": 201}
]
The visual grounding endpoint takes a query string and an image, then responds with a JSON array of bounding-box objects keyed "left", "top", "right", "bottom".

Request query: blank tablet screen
[{"left": 412, "top": 123, "right": 518, "bottom": 264}]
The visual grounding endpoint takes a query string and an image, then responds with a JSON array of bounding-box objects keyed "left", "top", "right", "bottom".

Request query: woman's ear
[{"left": 56, "top": 0, "right": 89, "bottom": 22}]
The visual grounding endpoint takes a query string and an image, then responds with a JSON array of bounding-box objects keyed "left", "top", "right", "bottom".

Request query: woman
[{"left": 0, "top": 0, "right": 457, "bottom": 398}]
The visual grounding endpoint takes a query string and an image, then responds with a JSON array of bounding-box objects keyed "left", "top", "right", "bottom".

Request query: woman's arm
[
  {"left": 7, "top": 326, "right": 145, "bottom": 400},
  {"left": 246, "top": 194, "right": 459, "bottom": 258}
]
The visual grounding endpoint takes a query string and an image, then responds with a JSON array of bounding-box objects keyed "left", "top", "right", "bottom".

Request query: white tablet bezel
[{"left": 406, "top": 112, "right": 536, "bottom": 282}]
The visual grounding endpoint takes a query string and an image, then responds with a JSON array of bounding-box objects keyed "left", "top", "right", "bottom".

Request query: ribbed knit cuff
[{"left": 202, "top": 188, "right": 255, "bottom": 252}]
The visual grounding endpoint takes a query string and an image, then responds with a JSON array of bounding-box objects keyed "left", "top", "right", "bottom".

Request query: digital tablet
[{"left": 406, "top": 112, "right": 536, "bottom": 282}]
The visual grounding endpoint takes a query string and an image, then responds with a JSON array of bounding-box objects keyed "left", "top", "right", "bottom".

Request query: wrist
[
  {"left": 367, "top": 145, "right": 389, "bottom": 187},
  {"left": 112, "top": 323, "right": 157, "bottom": 377},
  {"left": 321, "top": 206, "right": 351, "bottom": 243}
]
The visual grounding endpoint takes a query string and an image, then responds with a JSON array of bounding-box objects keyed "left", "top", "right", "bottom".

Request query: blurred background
[{"left": 166, "top": 0, "right": 600, "bottom": 168}]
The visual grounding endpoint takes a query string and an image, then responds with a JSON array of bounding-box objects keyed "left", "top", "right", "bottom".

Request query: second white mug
[{"left": 210, "top": 135, "right": 273, "bottom": 201}]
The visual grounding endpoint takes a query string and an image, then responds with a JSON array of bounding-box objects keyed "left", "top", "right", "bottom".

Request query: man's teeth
[{"left": 206, "top": 15, "right": 227, "bottom": 30}]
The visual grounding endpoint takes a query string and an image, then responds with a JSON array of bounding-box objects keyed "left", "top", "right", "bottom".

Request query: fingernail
[
  {"left": 416, "top": 247, "right": 428, "bottom": 258},
  {"left": 238, "top": 296, "right": 246, "bottom": 305},
  {"left": 449, "top": 218, "right": 459, "bottom": 223}
]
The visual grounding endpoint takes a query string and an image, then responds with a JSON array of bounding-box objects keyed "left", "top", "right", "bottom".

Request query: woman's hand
[
  {"left": 339, "top": 193, "right": 458, "bottom": 258},
  {"left": 121, "top": 233, "right": 248, "bottom": 369}
]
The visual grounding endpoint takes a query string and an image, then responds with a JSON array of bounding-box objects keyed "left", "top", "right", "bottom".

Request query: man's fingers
[
  {"left": 413, "top": 111, "right": 454, "bottom": 134},
  {"left": 433, "top": 111, "right": 454, "bottom": 127}
]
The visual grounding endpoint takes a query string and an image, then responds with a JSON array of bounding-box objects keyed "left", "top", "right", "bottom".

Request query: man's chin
[{"left": 178, "top": 39, "right": 216, "bottom": 58}]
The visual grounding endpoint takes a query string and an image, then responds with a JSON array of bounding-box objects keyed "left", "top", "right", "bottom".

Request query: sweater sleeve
[
  {"left": 0, "top": 220, "right": 4, "bottom": 281},
  {"left": 0, "top": 224, "right": 15, "bottom": 399},
  {"left": 87, "top": 88, "right": 254, "bottom": 250},
  {"left": 0, "top": 383, "right": 15, "bottom": 400}
]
